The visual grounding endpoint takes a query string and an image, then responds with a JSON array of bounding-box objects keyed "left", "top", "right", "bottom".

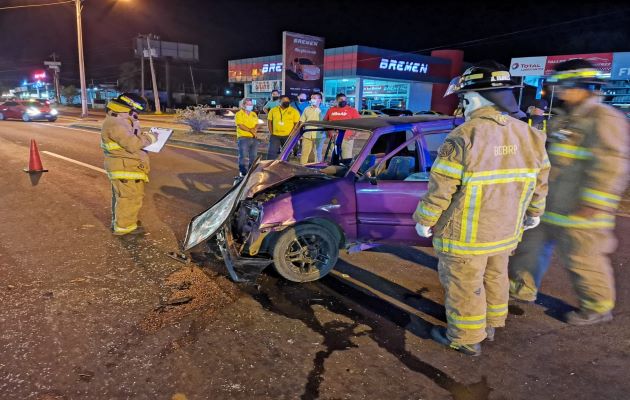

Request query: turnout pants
[
  {"left": 438, "top": 251, "right": 510, "bottom": 345},
  {"left": 111, "top": 179, "right": 145, "bottom": 234},
  {"left": 509, "top": 223, "right": 617, "bottom": 313}
]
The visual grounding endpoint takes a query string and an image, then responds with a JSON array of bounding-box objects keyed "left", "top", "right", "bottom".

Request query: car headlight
[
  {"left": 50, "top": 109, "right": 58, "bottom": 116},
  {"left": 27, "top": 107, "right": 40, "bottom": 115}
]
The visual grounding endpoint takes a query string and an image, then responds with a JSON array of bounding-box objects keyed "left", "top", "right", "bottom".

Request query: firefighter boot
[
  {"left": 430, "top": 326, "right": 482, "bottom": 356},
  {"left": 565, "top": 309, "right": 613, "bottom": 326},
  {"left": 485, "top": 326, "right": 495, "bottom": 342}
]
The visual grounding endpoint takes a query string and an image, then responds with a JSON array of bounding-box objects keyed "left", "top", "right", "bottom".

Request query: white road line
[
  {"left": 41, "top": 151, "right": 107, "bottom": 174},
  {"left": 33, "top": 122, "right": 99, "bottom": 134}
]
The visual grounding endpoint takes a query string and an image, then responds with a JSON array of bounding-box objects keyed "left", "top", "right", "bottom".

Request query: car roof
[{"left": 305, "top": 115, "right": 455, "bottom": 131}]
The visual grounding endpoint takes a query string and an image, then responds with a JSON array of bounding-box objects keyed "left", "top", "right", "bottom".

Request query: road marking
[
  {"left": 34, "top": 122, "right": 100, "bottom": 134},
  {"left": 41, "top": 151, "right": 107, "bottom": 174}
]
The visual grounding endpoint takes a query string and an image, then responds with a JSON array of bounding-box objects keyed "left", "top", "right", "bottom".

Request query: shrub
[{"left": 175, "top": 105, "right": 217, "bottom": 133}]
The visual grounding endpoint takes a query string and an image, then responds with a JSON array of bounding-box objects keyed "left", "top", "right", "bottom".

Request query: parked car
[
  {"left": 0, "top": 99, "right": 58, "bottom": 122},
  {"left": 359, "top": 109, "right": 385, "bottom": 118},
  {"left": 291, "top": 58, "right": 321, "bottom": 81},
  {"left": 379, "top": 108, "right": 413, "bottom": 117},
  {"left": 183, "top": 115, "right": 461, "bottom": 283}
]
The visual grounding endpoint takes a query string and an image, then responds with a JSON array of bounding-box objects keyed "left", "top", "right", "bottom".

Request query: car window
[
  {"left": 362, "top": 130, "right": 423, "bottom": 181},
  {"left": 4, "top": 101, "right": 18, "bottom": 106}
]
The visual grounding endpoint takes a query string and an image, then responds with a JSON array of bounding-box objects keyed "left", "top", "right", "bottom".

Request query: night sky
[{"left": 0, "top": 0, "right": 629, "bottom": 90}]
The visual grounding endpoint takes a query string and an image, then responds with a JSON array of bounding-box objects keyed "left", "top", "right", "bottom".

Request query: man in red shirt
[{"left": 324, "top": 93, "right": 361, "bottom": 161}]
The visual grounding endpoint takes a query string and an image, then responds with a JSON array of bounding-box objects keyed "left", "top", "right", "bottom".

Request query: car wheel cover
[{"left": 284, "top": 233, "right": 331, "bottom": 275}]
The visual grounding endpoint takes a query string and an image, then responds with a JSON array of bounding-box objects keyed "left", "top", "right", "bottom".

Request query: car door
[
  {"left": 1, "top": 101, "right": 17, "bottom": 118},
  {"left": 354, "top": 129, "right": 431, "bottom": 245}
]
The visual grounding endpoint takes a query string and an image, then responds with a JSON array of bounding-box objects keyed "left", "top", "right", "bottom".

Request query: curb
[{"left": 68, "top": 123, "right": 239, "bottom": 156}]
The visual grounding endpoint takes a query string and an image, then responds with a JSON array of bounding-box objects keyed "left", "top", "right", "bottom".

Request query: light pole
[{"left": 75, "top": 0, "right": 88, "bottom": 118}]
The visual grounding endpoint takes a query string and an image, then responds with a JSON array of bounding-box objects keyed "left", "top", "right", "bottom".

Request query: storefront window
[
  {"left": 324, "top": 78, "right": 358, "bottom": 107},
  {"left": 361, "top": 79, "right": 410, "bottom": 110}
]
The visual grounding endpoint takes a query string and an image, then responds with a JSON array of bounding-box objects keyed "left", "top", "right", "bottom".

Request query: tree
[
  {"left": 119, "top": 62, "right": 139, "bottom": 92},
  {"left": 61, "top": 85, "right": 78, "bottom": 105}
]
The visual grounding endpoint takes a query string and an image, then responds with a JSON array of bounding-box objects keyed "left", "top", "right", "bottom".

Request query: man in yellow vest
[
  {"left": 267, "top": 95, "right": 300, "bottom": 159},
  {"left": 101, "top": 93, "right": 157, "bottom": 236},
  {"left": 413, "top": 61, "right": 550, "bottom": 356}
]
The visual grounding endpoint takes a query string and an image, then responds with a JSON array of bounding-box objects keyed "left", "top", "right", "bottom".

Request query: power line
[{"left": 0, "top": 0, "right": 73, "bottom": 10}]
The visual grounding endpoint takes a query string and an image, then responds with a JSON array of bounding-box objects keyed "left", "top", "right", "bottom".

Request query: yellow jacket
[
  {"left": 414, "top": 106, "right": 550, "bottom": 255},
  {"left": 101, "top": 113, "right": 156, "bottom": 182},
  {"left": 543, "top": 97, "right": 629, "bottom": 228}
]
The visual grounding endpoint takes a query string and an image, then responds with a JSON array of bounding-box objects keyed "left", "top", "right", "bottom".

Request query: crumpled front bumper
[{"left": 215, "top": 226, "right": 272, "bottom": 283}]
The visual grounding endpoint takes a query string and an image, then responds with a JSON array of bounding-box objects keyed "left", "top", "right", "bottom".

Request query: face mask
[
  {"left": 272, "top": 96, "right": 279, "bottom": 101},
  {"left": 310, "top": 99, "right": 320, "bottom": 106},
  {"left": 281, "top": 101, "right": 290, "bottom": 108},
  {"left": 338, "top": 101, "right": 347, "bottom": 108},
  {"left": 299, "top": 97, "right": 307, "bottom": 103},
  {"left": 245, "top": 105, "right": 253, "bottom": 111}
]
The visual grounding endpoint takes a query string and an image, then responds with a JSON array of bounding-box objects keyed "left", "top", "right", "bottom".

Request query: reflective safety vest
[
  {"left": 527, "top": 117, "right": 547, "bottom": 133},
  {"left": 101, "top": 113, "right": 156, "bottom": 182},
  {"left": 413, "top": 106, "right": 550, "bottom": 256},
  {"left": 542, "top": 97, "right": 629, "bottom": 229}
]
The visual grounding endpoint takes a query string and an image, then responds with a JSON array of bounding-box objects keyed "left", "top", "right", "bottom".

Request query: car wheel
[
  {"left": 48, "top": 117, "right": 57, "bottom": 122},
  {"left": 272, "top": 224, "right": 339, "bottom": 282},
  {"left": 0, "top": 112, "right": 4, "bottom": 121},
  {"left": 22, "top": 113, "right": 31, "bottom": 122}
]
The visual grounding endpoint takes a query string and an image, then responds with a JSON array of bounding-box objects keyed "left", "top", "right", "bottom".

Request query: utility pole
[
  {"left": 145, "top": 35, "right": 162, "bottom": 114},
  {"left": 75, "top": 0, "right": 88, "bottom": 118},
  {"left": 49, "top": 52, "right": 61, "bottom": 103},
  {"left": 140, "top": 48, "right": 145, "bottom": 98},
  {"left": 189, "top": 65, "right": 198, "bottom": 104}
]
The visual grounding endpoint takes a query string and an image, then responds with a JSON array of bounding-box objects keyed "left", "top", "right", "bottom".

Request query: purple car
[{"left": 183, "top": 115, "right": 462, "bottom": 282}]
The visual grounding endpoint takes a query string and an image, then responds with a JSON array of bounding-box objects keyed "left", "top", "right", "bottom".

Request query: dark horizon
[{"left": 0, "top": 0, "right": 629, "bottom": 90}]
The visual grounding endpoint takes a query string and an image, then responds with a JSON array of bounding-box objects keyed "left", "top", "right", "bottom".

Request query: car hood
[{"left": 182, "top": 160, "right": 328, "bottom": 250}]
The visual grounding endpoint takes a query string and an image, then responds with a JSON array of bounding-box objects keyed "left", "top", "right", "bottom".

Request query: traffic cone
[{"left": 23, "top": 139, "right": 48, "bottom": 173}]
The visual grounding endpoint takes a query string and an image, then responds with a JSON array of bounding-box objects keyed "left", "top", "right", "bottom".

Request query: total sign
[
  {"left": 509, "top": 56, "right": 547, "bottom": 77},
  {"left": 612, "top": 52, "right": 630, "bottom": 79}
]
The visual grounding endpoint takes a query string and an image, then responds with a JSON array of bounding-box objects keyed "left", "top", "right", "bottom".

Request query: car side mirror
[{"left": 368, "top": 176, "right": 378, "bottom": 185}]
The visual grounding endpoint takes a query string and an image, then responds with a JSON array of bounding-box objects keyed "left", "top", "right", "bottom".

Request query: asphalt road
[{"left": 1, "top": 117, "right": 629, "bottom": 400}]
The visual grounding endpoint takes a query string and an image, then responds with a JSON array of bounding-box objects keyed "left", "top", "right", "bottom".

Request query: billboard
[
  {"left": 611, "top": 52, "right": 630, "bottom": 80},
  {"left": 509, "top": 56, "right": 547, "bottom": 76},
  {"left": 134, "top": 38, "right": 199, "bottom": 62},
  {"left": 544, "top": 53, "right": 613, "bottom": 75},
  {"left": 282, "top": 32, "right": 325, "bottom": 97}
]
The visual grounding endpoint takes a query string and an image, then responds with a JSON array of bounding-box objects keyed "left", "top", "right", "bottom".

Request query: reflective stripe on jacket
[
  {"left": 101, "top": 113, "right": 156, "bottom": 182},
  {"left": 413, "top": 106, "right": 550, "bottom": 256},
  {"left": 543, "top": 97, "right": 629, "bottom": 228}
]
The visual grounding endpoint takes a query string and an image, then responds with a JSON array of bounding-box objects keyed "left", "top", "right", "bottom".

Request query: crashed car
[{"left": 183, "top": 115, "right": 461, "bottom": 282}]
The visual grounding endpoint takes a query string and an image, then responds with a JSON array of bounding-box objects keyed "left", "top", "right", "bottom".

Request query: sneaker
[
  {"left": 430, "top": 326, "right": 482, "bottom": 356},
  {"left": 565, "top": 309, "right": 613, "bottom": 326},
  {"left": 113, "top": 226, "right": 146, "bottom": 236},
  {"left": 485, "top": 326, "right": 495, "bottom": 342}
]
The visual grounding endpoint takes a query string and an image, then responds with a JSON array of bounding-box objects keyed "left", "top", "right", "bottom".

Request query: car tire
[
  {"left": 48, "top": 117, "right": 57, "bottom": 122},
  {"left": 272, "top": 224, "right": 339, "bottom": 282},
  {"left": 0, "top": 112, "right": 4, "bottom": 121},
  {"left": 22, "top": 113, "right": 31, "bottom": 122}
]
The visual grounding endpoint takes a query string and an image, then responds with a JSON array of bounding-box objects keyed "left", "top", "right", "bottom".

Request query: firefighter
[
  {"left": 101, "top": 93, "right": 158, "bottom": 236},
  {"left": 413, "top": 61, "right": 550, "bottom": 356},
  {"left": 527, "top": 99, "right": 548, "bottom": 132},
  {"left": 509, "top": 59, "right": 629, "bottom": 325}
]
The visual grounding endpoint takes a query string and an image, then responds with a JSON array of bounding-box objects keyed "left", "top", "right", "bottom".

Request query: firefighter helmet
[
  {"left": 547, "top": 59, "right": 604, "bottom": 89},
  {"left": 106, "top": 93, "right": 147, "bottom": 113},
  {"left": 444, "top": 60, "right": 521, "bottom": 97}
]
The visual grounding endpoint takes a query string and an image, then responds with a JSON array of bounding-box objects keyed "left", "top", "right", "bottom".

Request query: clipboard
[{"left": 143, "top": 127, "right": 173, "bottom": 153}]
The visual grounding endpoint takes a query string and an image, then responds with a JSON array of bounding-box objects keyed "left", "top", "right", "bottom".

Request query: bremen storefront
[{"left": 228, "top": 46, "right": 461, "bottom": 113}]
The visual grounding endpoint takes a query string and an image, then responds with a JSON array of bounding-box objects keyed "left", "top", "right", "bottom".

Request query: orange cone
[{"left": 23, "top": 139, "right": 48, "bottom": 173}]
